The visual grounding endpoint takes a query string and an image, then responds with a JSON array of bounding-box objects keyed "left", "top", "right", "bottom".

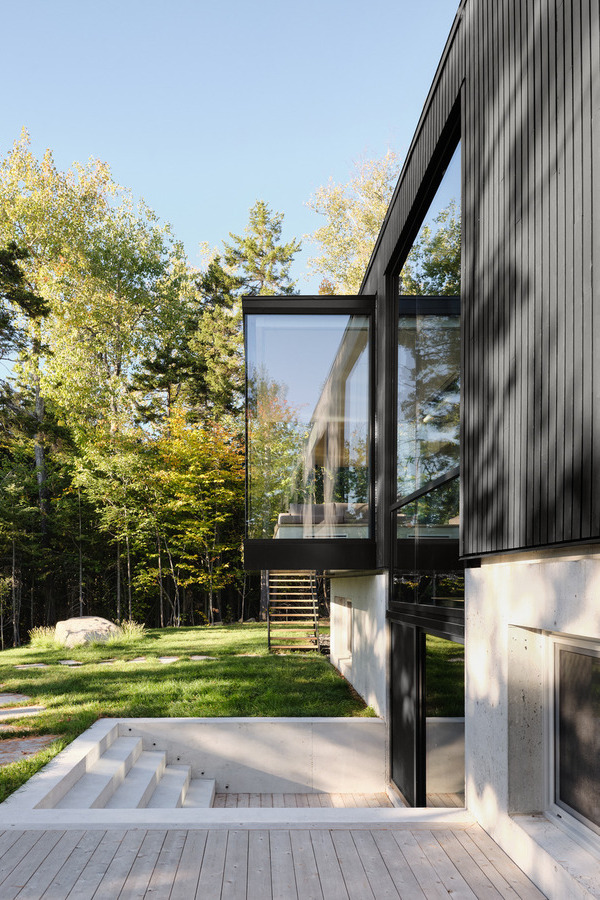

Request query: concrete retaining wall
[{"left": 122, "top": 717, "right": 386, "bottom": 794}]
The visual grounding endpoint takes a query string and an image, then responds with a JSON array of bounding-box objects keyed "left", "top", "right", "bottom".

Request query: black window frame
[{"left": 242, "top": 294, "right": 376, "bottom": 572}]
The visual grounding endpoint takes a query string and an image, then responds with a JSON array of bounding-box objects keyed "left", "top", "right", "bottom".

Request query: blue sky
[{"left": 2, "top": 0, "right": 459, "bottom": 292}]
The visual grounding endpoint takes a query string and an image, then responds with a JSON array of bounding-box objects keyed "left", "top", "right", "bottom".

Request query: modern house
[{"left": 244, "top": 0, "right": 600, "bottom": 894}]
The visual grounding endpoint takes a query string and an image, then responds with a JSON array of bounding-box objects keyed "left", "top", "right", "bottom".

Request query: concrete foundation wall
[
  {"left": 329, "top": 574, "right": 388, "bottom": 718},
  {"left": 122, "top": 717, "right": 386, "bottom": 794},
  {"left": 465, "top": 546, "right": 600, "bottom": 832}
]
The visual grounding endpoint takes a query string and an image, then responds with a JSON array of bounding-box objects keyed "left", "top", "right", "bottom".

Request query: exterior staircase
[
  {"left": 52, "top": 735, "right": 215, "bottom": 810},
  {"left": 267, "top": 570, "right": 320, "bottom": 651}
]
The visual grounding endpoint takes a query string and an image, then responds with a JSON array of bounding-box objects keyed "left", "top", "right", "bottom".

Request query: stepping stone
[
  {"left": 190, "top": 655, "right": 217, "bottom": 661},
  {"left": 158, "top": 656, "right": 179, "bottom": 664},
  {"left": 0, "top": 693, "right": 31, "bottom": 707},
  {"left": 58, "top": 660, "right": 83, "bottom": 666},
  {"left": 126, "top": 657, "right": 146, "bottom": 664},
  {"left": 14, "top": 663, "right": 48, "bottom": 669},
  {"left": 0, "top": 705, "right": 46, "bottom": 722},
  {"left": 0, "top": 734, "right": 59, "bottom": 767}
]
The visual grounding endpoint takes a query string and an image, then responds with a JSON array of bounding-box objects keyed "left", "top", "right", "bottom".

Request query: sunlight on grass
[{"left": 0, "top": 624, "right": 369, "bottom": 801}]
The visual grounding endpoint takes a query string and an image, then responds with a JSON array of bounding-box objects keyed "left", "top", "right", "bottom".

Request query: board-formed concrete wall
[
  {"left": 465, "top": 546, "right": 600, "bottom": 877},
  {"left": 329, "top": 574, "right": 388, "bottom": 719}
]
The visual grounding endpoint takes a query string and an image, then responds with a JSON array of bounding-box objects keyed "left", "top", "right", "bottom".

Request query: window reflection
[
  {"left": 246, "top": 314, "right": 370, "bottom": 540},
  {"left": 393, "top": 479, "right": 462, "bottom": 606},
  {"left": 397, "top": 315, "right": 460, "bottom": 496}
]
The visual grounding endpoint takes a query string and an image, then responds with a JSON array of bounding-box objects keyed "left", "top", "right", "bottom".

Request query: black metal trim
[
  {"left": 242, "top": 295, "right": 375, "bottom": 314},
  {"left": 387, "top": 603, "right": 465, "bottom": 641},
  {"left": 392, "top": 468, "right": 460, "bottom": 510},
  {"left": 243, "top": 539, "right": 376, "bottom": 572}
]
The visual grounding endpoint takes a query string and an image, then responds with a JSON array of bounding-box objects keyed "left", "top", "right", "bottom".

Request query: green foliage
[
  {"left": 400, "top": 200, "right": 461, "bottom": 295},
  {"left": 425, "top": 634, "right": 464, "bottom": 717},
  {"left": 308, "top": 150, "right": 401, "bottom": 293},
  {"left": 223, "top": 200, "right": 301, "bottom": 295},
  {"left": 0, "top": 624, "right": 368, "bottom": 800},
  {"left": 28, "top": 625, "right": 59, "bottom": 649},
  {"left": 106, "top": 619, "right": 147, "bottom": 645}
]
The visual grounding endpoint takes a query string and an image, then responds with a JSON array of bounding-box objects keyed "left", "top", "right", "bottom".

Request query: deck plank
[
  {"left": 270, "top": 830, "right": 298, "bottom": 899},
  {"left": 142, "top": 829, "right": 187, "bottom": 900},
  {"left": 0, "top": 831, "right": 48, "bottom": 884},
  {"left": 91, "top": 829, "right": 148, "bottom": 900},
  {"left": 463, "top": 826, "right": 547, "bottom": 899},
  {"left": 391, "top": 830, "right": 450, "bottom": 900},
  {"left": 170, "top": 829, "right": 207, "bottom": 900},
  {"left": 452, "top": 829, "right": 523, "bottom": 899},
  {"left": 247, "top": 830, "right": 272, "bottom": 900},
  {"left": 310, "top": 829, "right": 350, "bottom": 900},
  {"left": 413, "top": 829, "right": 481, "bottom": 899},
  {"left": 371, "top": 830, "right": 427, "bottom": 898},
  {"left": 118, "top": 829, "right": 167, "bottom": 900},
  {"left": 0, "top": 830, "right": 64, "bottom": 900},
  {"left": 47, "top": 829, "right": 127, "bottom": 900},
  {"left": 0, "top": 830, "right": 25, "bottom": 861},
  {"left": 290, "top": 829, "right": 323, "bottom": 900},
  {"left": 330, "top": 830, "right": 375, "bottom": 900},
  {"left": 38, "top": 829, "right": 106, "bottom": 900},
  {"left": 221, "top": 829, "right": 248, "bottom": 900},
  {"left": 195, "top": 829, "right": 228, "bottom": 899},
  {"left": 14, "top": 829, "right": 85, "bottom": 900},
  {"left": 351, "top": 829, "right": 401, "bottom": 899}
]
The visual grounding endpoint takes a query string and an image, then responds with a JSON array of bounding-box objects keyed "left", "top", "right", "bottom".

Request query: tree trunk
[
  {"left": 78, "top": 489, "right": 83, "bottom": 616},
  {"left": 157, "top": 530, "right": 164, "bottom": 628},
  {"left": 116, "top": 539, "right": 121, "bottom": 622},
  {"left": 125, "top": 530, "right": 132, "bottom": 620},
  {"left": 12, "top": 539, "right": 21, "bottom": 647},
  {"left": 260, "top": 570, "right": 269, "bottom": 621}
]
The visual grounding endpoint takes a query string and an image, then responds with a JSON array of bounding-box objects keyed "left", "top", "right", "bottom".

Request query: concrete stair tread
[
  {"left": 55, "top": 736, "right": 142, "bottom": 809},
  {"left": 182, "top": 778, "right": 216, "bottom": 808},
  {"left": 105, "top": 750, "right": 166, "bottom": 808},
  {"left": 146, "top": 765, "right": 191, "bottom": 808}
]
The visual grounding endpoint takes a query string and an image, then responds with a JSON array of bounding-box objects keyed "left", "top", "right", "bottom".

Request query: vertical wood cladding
[{"left": 364, "top": 0, "right": 600, "bottom": 557}]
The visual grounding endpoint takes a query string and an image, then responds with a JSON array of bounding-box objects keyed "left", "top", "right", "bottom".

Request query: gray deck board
[
  {"left": 169, "top": 829, "right": 207, "bottom": 900},
  {"left": 290, "top": 829, "right": 323, "bottom": 900},
  {"left": 0, "top": 825, "right": 547, "bottom": 900}
]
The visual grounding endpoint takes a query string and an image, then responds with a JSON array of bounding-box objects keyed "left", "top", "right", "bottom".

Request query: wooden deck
[
  {"left": 0, "top": 824, "right": 546, "bottom": 898},
  {"left": 213, "top": 792, "right": 394, "bottom": 808}
]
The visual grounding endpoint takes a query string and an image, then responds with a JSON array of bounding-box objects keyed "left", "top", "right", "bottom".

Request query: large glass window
[
  {"left": 245, "top": 314, "right": 370, "bottom": 540},
  {"left": 555, "top": 642, "right": 600, "bottom": 832}
]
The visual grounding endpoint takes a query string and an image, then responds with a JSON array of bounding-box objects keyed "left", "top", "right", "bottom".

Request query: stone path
[
  {"left": 0, "top": 694, "right": 46, "bottom": 723},
  {"left": 0, "top": 735, "right": 59, "bottom": 767}
]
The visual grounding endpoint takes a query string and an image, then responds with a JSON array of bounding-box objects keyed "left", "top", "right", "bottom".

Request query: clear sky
[{"left": 1, "top": 0, "right": 460, "bottom": 293}]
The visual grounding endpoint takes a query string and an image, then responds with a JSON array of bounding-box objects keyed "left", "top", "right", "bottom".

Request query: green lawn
[
  {"left": 0, "top": 623, "right": 370, "bottom": 802},
  {"left": 425, "top": 634, "right": 465, "bottom": 718}
]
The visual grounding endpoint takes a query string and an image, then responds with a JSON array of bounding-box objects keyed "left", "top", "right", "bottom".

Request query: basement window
[{"left": 553, "top": 639, "right": 600, "bottom": 835}]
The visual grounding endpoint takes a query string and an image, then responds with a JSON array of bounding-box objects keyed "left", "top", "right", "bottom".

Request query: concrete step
[
  {"left": 182, "top": 778, "right": 216, "bottom": 808},
  {"left": 147, "top": 765, "right": 191, "bottom": 809},
  {"left": 56, "top": 737, "right": 142, "bottom": 809},
  {"left": 105, "top": 751, "right": 166, "bottom": 808}
]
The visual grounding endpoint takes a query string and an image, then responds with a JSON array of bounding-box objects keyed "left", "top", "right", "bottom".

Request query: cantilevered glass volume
[{"left": 243, "top": 298, "right": 374, "bottom": 570}]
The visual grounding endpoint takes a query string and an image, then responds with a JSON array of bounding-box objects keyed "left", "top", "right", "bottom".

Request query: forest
[{"left": 0, "top": 132, "right": 458, "bottom": 647}]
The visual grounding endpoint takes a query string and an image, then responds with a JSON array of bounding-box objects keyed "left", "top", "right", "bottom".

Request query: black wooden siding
[{"left": 364, "top": 0, "right": 600, "bottom": 559}]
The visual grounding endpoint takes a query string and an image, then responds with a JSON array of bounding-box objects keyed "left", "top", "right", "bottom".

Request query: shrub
[
  {"left": 107, "top": 620, "right": 146, "bottom": 644},
  {"left": 28, "top": 626, "right": 60, "bottom": 649}
]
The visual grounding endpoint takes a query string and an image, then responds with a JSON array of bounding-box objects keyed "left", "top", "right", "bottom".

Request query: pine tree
[{"left": 223, "top": 200, "right": 301, "bottom": 296}]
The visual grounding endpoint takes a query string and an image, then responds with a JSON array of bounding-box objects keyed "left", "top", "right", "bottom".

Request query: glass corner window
[{"left": 245, "top": 313, "right": 371, "bottom": 540}]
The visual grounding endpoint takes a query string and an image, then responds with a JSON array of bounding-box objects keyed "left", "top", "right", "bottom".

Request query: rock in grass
[{"left": 55, "top": 616, "right": 121, "bottom": 649}]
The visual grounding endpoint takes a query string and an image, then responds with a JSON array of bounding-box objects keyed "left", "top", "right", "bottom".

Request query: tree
[
  {"left": 307, "top": 150, "right": 401, "bottom": 293},
  {"left": 0, "top": 243, "right": 48, "bottom": 363},
  {"left": 223, "top": 200, "right": 301, "bottom": 295},
  {"left": 399, "top": 200, "right": 460, "bottom": 296}
]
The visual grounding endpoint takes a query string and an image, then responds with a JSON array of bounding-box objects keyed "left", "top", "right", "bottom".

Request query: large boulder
[{"left": 55, "top": 616, "right": 121, "bottom": 649}]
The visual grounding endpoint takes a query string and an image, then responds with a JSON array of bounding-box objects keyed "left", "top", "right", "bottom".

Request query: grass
[
  {"left": 425, "top": 634, "right": 465, "bottom": 717},
  {"left": 0, "top": 623, "right": 371, "bottom": 802}
]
